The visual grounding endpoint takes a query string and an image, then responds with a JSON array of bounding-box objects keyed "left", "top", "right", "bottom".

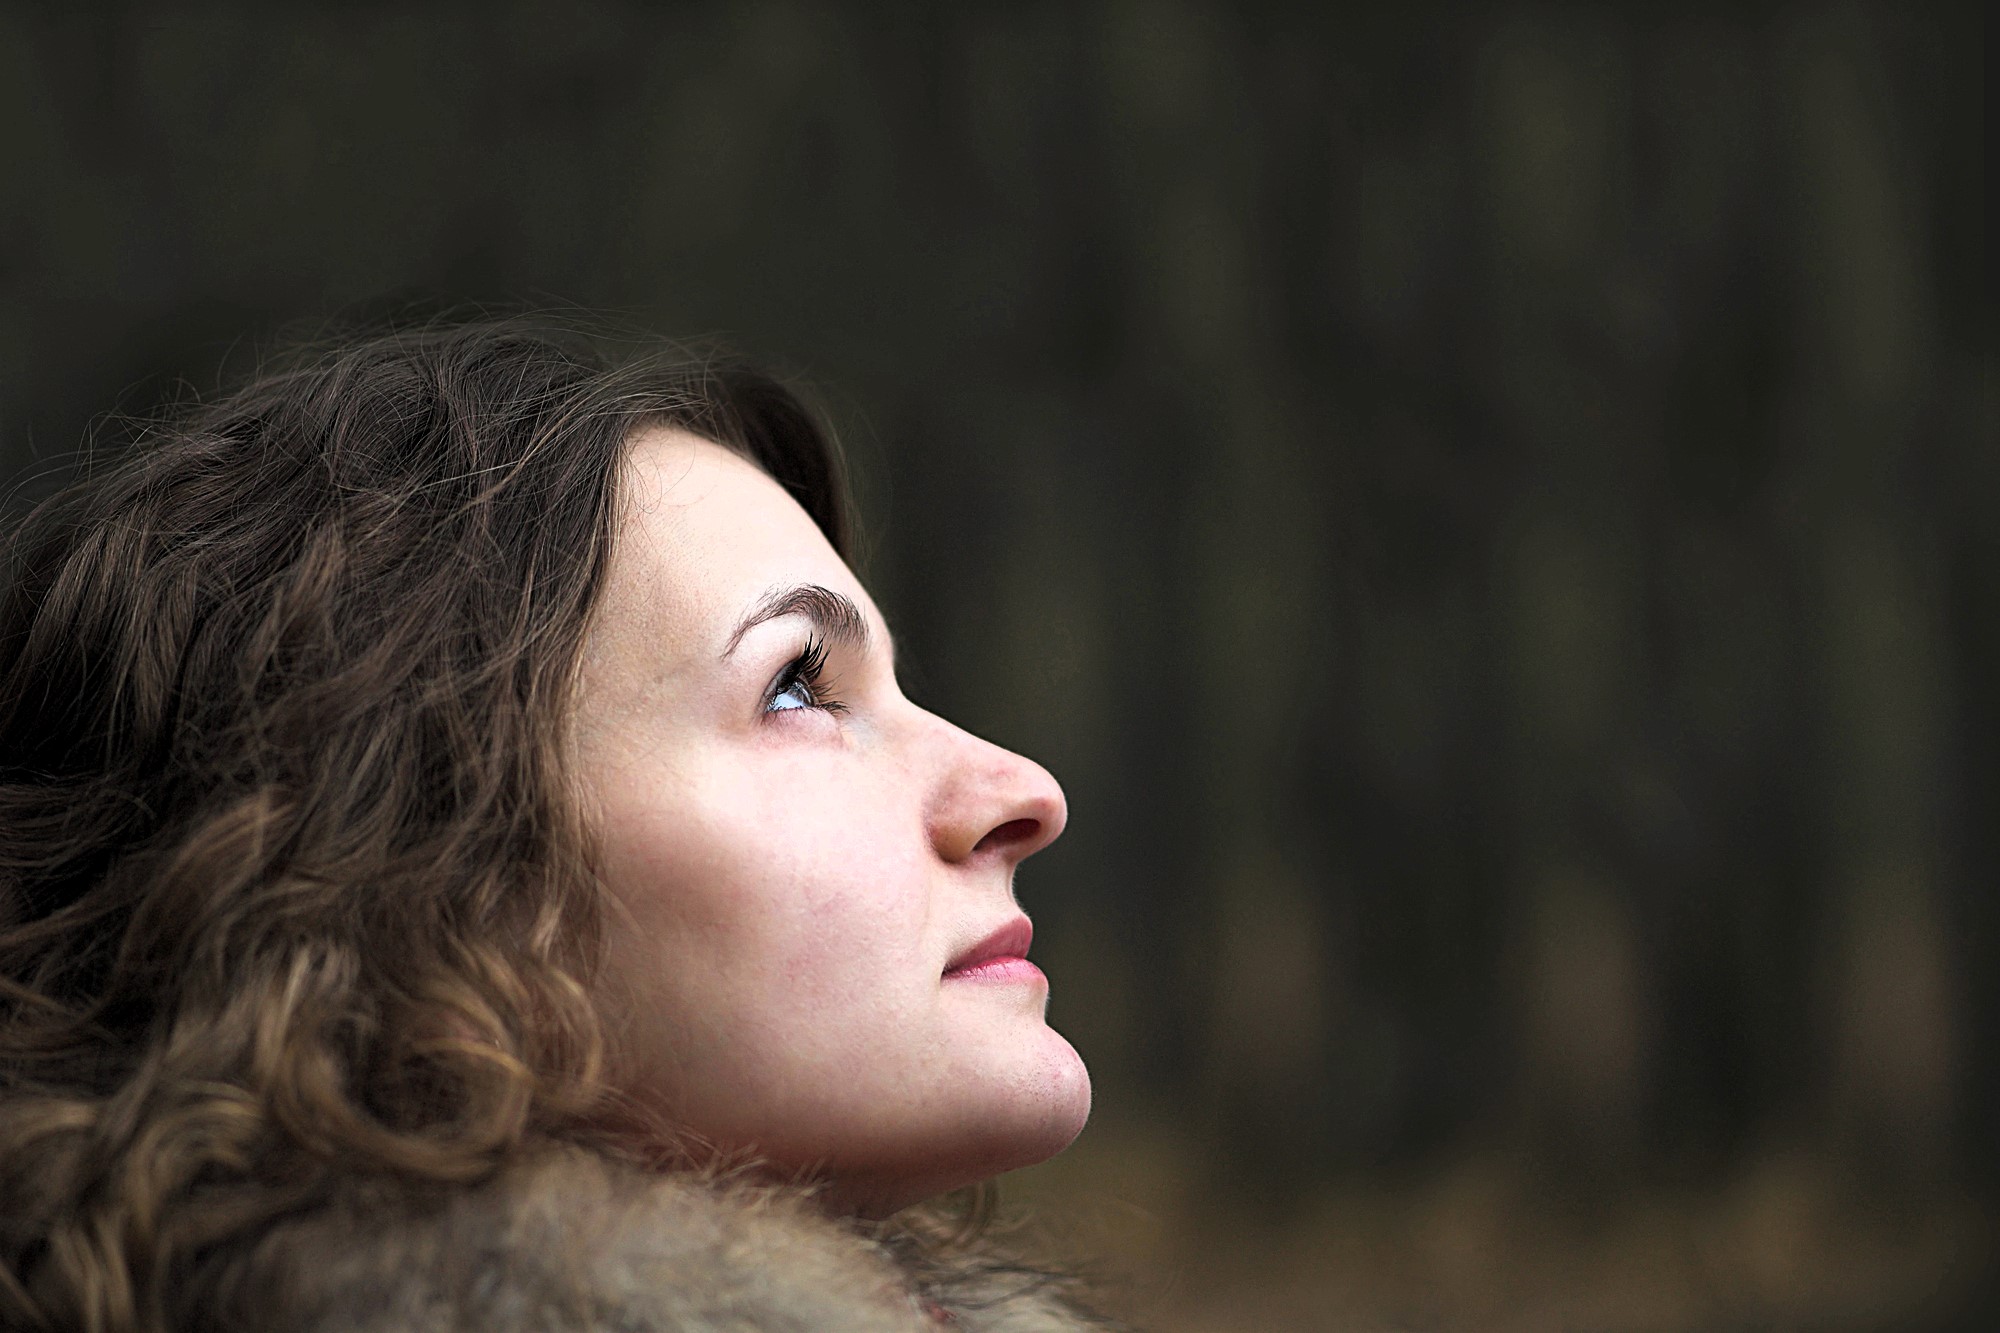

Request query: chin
[
  {"left": 827, "top": 1033, "right": 1092, "bottom": 1217},
  {"left": 1019, "top": 1031, "right": 1094, "bottom": 1160},
  {"left": 958, "top": 1028, "right": 1094, "bottom": 1183}
]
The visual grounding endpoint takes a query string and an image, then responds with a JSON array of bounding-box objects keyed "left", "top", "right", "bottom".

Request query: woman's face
[{"left": 573, "top": 427, "right": 1089, "bottom": 1213}]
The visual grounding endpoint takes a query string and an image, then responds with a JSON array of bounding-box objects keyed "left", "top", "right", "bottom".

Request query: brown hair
[{"left": 0, "top": 317, "right": 849, "bottom": 1331}]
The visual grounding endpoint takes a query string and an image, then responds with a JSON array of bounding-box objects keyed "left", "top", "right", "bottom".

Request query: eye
[
  {"left": 768, "top": 678, "right": 815, "bottom": 712},
  {"left": 764, "top": 636, "right": 846, "bottom": 716}
]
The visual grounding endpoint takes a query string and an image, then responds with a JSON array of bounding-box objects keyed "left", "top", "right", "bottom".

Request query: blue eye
[
  {"left": 764, "top": 636, "right": 845, "bottom": 716},
  {"left": 768, "top": 680, "right": 814, "bottom": 711}
]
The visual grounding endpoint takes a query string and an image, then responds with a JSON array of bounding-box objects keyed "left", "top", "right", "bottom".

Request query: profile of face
[{"left": 572, "top": 428, "right": 1090, "bottom": 1214}]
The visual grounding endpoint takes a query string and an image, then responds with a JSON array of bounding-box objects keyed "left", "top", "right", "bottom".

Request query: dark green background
[{"left": 1, "top": 4, "right": 1987, "bottom": 1327}]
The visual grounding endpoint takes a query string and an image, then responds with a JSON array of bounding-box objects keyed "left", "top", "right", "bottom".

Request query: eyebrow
[{"left": 722, "top": 583, "right": 872, "bottom": 658}]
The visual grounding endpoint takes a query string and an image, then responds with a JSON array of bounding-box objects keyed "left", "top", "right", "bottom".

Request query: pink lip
[
  {"left": 944, "top": 956, "right": 1045, "bottom": 984},
  {"left": 943, "top": 917, "right": 1039, "bottom": 982}
]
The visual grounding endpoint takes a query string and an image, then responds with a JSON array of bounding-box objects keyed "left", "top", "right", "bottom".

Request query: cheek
[{"left": 596, "top": 749, "right": 935, "bottom": 1002}]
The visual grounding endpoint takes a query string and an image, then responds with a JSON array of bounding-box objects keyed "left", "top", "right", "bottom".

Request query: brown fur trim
[{"left": 201, "top": 1148, "right": 1114, "bottom": 1333}]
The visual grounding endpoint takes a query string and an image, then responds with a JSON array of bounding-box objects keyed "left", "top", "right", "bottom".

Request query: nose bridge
[{"left": 919, "top": 707, "right": 1066, "bottom": 862}]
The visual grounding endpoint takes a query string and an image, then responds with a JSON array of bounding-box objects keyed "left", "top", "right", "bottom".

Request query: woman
[{"left": 0, "top": 319, "right": 1109, "bottom": 1331}]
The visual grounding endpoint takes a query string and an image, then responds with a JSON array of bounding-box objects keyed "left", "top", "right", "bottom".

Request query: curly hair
[{"left": 0, "top": 318, "right": 849, "bottom": 1332}]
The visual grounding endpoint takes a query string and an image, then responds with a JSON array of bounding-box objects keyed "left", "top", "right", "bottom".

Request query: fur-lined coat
[{"left": 220, "top": 1148, "right": 1117, "bottom": 1332}]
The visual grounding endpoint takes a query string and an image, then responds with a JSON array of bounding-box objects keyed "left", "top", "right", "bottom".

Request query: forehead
[{"left": 593, "top": 428, "right": 855, "bottom": 652}]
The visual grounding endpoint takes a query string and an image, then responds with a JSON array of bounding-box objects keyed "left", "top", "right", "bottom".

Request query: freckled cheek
[
  {"left": 765, "top": 822, "right": 935, "bottom": 992},
  {"left": 731, "top": 782, "right": 932, "bottom": 982},
  {"left": 598, "top": 754, "right": 934, "bottom": 997}
]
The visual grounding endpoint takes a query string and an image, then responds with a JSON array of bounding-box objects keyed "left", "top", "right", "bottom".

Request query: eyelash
[{"left": 765, "top": 635, "right": 847, "bottom": 716}]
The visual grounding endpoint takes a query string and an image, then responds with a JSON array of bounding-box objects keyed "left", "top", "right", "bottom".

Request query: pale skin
[{"left": 572, "top": 428, "right": 1091, "bottom": 1215}]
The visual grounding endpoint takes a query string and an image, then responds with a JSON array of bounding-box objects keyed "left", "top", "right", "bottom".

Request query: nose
[{"left": 924, "top": 719, "right": 1067, "bottom": 867}]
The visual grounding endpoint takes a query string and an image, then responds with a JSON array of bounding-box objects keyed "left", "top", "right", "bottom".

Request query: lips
[{"left": 943, "top": 917, "right": 1035, "bottom": 979}]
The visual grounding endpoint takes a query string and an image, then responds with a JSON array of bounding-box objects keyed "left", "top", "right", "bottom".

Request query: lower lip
[{"left": 943, "top": 956, "right": 1045, "bottom": 984}]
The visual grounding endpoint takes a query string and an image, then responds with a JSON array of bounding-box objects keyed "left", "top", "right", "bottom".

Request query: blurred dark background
[{"left": 0, "top": 3, "right": 1988, "bottom": 1328}]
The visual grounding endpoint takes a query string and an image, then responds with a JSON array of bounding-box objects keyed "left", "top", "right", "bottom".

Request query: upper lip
[{"left": 944, "top": 917, "right": 1033, "bottom": 974}]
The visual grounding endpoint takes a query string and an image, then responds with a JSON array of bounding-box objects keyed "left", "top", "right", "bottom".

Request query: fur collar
[{"left": 215, "top": 1147, "right": 1116, "bottom": 1332}]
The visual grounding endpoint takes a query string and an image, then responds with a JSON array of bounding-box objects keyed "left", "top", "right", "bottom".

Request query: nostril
[{"left": 972, "top": 817, "right": 1041, "bottom": 856}]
